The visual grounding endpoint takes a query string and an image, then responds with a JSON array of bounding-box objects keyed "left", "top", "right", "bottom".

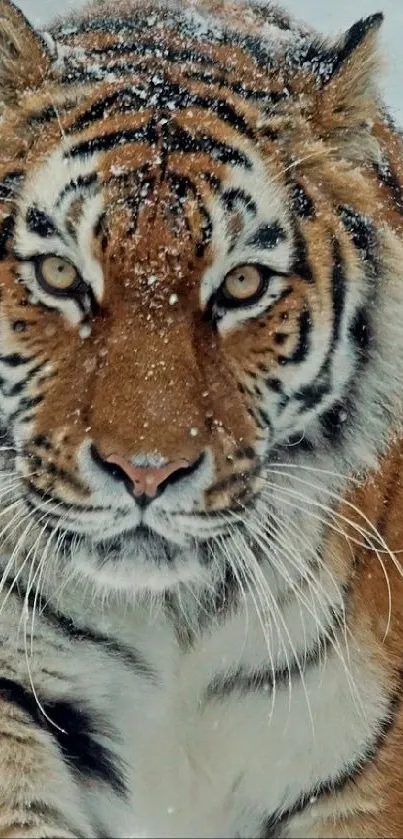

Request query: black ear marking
[
  {"left": 331, "top": 13, "right": 383, "bottom": 77},
  {"left": 299, "top": 12, "right": 383, "bottom": 88}
]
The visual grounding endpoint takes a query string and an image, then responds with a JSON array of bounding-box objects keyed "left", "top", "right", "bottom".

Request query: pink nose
[{"left": 105, "top": 454, "right": 191, "bottom": 498}]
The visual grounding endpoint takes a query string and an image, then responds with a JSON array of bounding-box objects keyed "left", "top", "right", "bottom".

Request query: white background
[{"left": 15, "top": 0, "right": 403, "bottom": 118}]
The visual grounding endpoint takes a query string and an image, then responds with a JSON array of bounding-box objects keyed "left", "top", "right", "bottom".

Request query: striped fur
[{"left": 0, "top": 0, "right": 402, "bottom": 835}]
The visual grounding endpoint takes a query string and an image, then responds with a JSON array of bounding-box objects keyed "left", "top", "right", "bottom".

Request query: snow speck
[
  {"left": 190, "top": 427, "right": 199, "bottom": 437},
  {"left": 169, "top": 294, "right": 179, "bottom": 305},
  {"left": 79, "top": 324, "right": 91, "bottom": 339},
  {"left": 110, "top": 164, "right": 127, "bottom": 176}
]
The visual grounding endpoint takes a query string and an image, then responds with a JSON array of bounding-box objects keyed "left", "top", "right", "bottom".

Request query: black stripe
[
  {"left": 294, "top": 240, "right": 346, "bottom": 415},
  {"left": 245, "top": 223, "right": 286, "bottom": 250},
  {"left": 222, "top": 30, "right": 277, "bottom": 71},
  {"left": 26, "top": 99, "right": 80, "bottom": 128},
  {"left": 60, "top": 52, "right": 225, "bottom": 86},
  {"left": 65, "top": 122, "right": 158, "bottom": 160},
  {"left": 206, "top": 468, "right": 259, "bottom": 497},
  {"left": 183, "top": 69, "right": 287, "bottom": 108},
  {"left": 349, "top": 306, "right": 372, "bottom": 357},
  {"left": 0, "top": 352, "right": 34, "bottom": 366},
  {"left": 292, "top": 224, "right": 314, "bottom": 283},
  {"left": 67, "top": 88, "right": 144, "bottom": 133},
  {"left": 205, "top": 606, "right": 342, "bottom": 702},
  {"left": 85, "top": 39, "right": 224, "bottom": 70},
  {"left": 166, "top": 171, "right": 198, "bottom": 203},
  {"left": 374, "top": 159, "right": 403, "bottom": 215},
  {"left": 26, "top": 207, "right": 59, "bottom": 239},
  {"left": 0, "top": 677, "right": 126, "bottom": 796},
  {"left": 0, "top": 361, "right": 46, "bottom": 398},
  {"left": 221, "top": 188, "right": 257, "bottom": 216},
  {"left": 279, "top": 308, "right": 311, "bottom": 365},
  {"left": 168, "top": 125, "right": 251, "bottom": 168},
  {"left": 0, "top": 171, "right": 24, "bottom": 200},
  {"left": 164, "top": 171, "right": 212, "bottom": 255},
  {"left": 0, "top": 215, "right": 15, "bottom": 260},
  {"left": 256, "top": 405, "right": 274, "bottom": 431},
  {"left": 319, "top": 400, "right": 351, "bottom": 444},
  {"left": 24, "top": 481, "right": 85, "bottom": 510},
  {"left": 50, "top": 609, "right": 156, "bottom": 679},
  {"left": 10, "top": 574, "right": 155, "bottom": 680},
  {"left": 290, "top": 182, "right": 315, "bottom": 219},
  {"left": 262, "top": 669, "right": 402, "bottom": 839},
  {"left": 266, "top": 377, "right": 284, "bottom": 394},
  {"left": 27, "top": 103, "right": 62, "bottom": 126},
  {"left": 330, "top": 238, "right": 346, "bottom": 348},
  {"left": 295, "top": 376, "right": 331, "bottom": 413},
  {"left": 68, "top": 80, "right": 254, "bottom": 138},
  {"left": 56, "top": 172, "right": 99, "bottom": 207},
  {"left": 8, "top": 394, "right": 43, "bottom": 424},
  {"left": 338, "top": 205, "right": 377, "bottom": 265}
]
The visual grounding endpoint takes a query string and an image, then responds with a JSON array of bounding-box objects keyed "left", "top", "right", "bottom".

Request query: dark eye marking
[
  {"left": 245, "top": 223, "right": 286, "bottom": 250},
  {"left": 221, "top": 188, "right": 257, "bottom": 216},
  {"left": 26, "top": 207, "right": 60, "bottom": 239}
]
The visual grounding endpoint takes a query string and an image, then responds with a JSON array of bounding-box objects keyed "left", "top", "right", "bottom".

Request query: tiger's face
[{"left": 0, "top": 0, "right": 384, "bottom": 594}]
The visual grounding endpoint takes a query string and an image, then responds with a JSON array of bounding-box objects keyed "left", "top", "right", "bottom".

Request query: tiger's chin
[{"left": 66, "top": 525, "right": 215, "bottom": 596}]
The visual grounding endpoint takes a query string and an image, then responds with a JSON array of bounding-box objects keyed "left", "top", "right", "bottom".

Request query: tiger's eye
[
  {"left": 222, "top": 264, "right": 263, "bottom": 302},
  {"left": 39, "top": 256, "right": 80, "bottom": 292}
]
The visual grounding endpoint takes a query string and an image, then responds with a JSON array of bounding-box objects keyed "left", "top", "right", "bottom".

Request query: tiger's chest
[{"left": 64, "top": 604, "right": 389, "bottom": 839}]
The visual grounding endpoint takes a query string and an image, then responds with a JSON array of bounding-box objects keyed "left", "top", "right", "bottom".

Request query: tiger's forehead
[{"left": 14, "top": 118, "right": 292, "bottom": 299}]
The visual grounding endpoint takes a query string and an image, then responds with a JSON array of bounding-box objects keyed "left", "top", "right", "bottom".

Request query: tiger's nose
[{"left": 105, "top": 453, "right": 192, "bottom": 498}]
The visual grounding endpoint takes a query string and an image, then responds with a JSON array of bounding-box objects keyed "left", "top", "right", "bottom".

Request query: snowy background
[{"left": 16, "top": 0, "right": 403, "bottom": 120}]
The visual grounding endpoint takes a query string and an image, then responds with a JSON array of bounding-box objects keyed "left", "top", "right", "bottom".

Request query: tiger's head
[{"left": 0, "top": 0, "right": 400, "bottom": 598}]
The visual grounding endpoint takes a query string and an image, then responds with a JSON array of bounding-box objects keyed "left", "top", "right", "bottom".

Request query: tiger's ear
[
  {"left": 310, "top": 14, "right": 383, "bottom": 149},
  {"left": 0, "top": 0, "right": 52, "bottom": 106}
]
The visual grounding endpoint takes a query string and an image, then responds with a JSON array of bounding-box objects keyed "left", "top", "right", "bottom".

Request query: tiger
[{"left": 0, "top": 0, "right": 403, "bottom": 835}]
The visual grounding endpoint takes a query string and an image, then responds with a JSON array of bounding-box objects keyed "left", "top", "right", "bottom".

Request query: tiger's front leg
[{"left": 0, "top": 686, "right": 92, "bottom": 838}]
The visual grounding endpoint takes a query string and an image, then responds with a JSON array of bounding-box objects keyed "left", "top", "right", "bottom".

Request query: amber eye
[
  {"left": 221, "top": 264, "right": 266, "bottom": 305},
  {"left": 36, "top": 256, "right": 81, "bottom": 295}
]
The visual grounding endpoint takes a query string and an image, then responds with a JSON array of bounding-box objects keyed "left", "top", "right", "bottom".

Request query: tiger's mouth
[
  {"left": 50, "top": 516, "right": 221, "bottom": 595},
  {"left": 47, "top": 516, "right": 217, "bottom": 566},
  {"left": 83, "top": 525, "right": 183, "bottom": 566}
]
